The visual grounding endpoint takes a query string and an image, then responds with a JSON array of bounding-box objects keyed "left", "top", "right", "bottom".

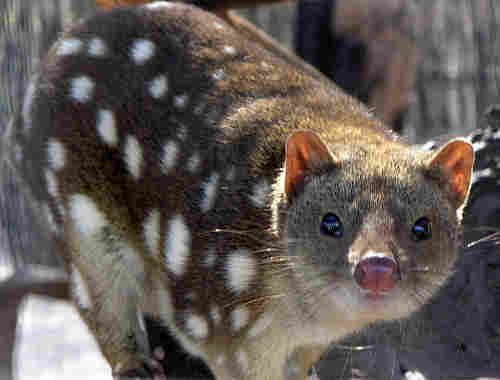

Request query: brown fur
[{"left": 12, "top": 3, "right": 473, "bottom": 379}]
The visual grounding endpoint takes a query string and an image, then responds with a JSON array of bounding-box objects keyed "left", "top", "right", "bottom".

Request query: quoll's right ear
[
  {"left": 426, "top": 139, "right": 475, "bottom": 211},
  {"left": 284, "top": 131, "right": 335, "bottom": 199}
]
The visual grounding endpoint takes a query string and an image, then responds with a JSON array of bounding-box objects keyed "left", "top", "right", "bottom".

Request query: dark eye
[
  {"left": 321, "top": 213, "right": 343, "bottom": 238},
  {"left": 412, "top": 217, "right": 432, "bottom": 241}
]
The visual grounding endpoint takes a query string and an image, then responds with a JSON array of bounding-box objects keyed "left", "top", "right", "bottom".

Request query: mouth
[
  {"left": 359, "top": 287, "right": 392, "bottom": 300},
  {"left": 364, "top": 292, "right": 391, "bottom": 305},
  {"left": 354, "top": 285, "right": 396, "bottom": 311}
]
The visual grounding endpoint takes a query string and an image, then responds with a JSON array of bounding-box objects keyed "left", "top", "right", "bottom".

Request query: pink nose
[{"left": 354, "top": 256, "right": 398, "bottom": 295}]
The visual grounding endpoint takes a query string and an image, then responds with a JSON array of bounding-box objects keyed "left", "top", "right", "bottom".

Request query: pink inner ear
[
  {"left": 430, "top": 140, "right": 474, "bottom": 207},
  {"left": 285, "top": 131, "right": 332, "bottom": 198}
]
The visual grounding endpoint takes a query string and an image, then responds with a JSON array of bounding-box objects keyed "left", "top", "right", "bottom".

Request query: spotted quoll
[{"left": 8, "top": 2, "right": 474, "bottom": 379}]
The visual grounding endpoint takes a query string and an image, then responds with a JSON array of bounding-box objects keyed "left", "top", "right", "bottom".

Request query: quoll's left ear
[
  {"left": 427, "top": 139, "right": 474, "bottom": 210},
  {"left": 285, "top": 130, "right": 335, "bottom": 199}
]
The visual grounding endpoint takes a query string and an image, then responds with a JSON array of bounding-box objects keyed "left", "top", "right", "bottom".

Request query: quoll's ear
[
  {"left": 427, "top": 139, "right": 474, "bottom": 210},
  {"left": 285, "top": 131, "right": 334, "bottom": 199}
]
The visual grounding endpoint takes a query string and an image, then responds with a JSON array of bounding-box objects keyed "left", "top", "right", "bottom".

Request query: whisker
[
  {"left": 406, "top": 266, "right": 431, "bottom": 273},
  {"left": 220, "top": 292, "right": 288, "bottom": 312},
  {"left": 466, "top": 230, "right": 500, "bottom": 248},
  {"left": 301, "top": 282, "right": 344, "bottom": 323},
  {"left": 330, "top": 343, "right": 375, "bottom": 351}
]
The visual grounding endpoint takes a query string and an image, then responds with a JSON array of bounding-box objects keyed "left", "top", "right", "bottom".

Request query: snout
[{"left": 353, "top": 255, "right": 398, "bottom": 296}]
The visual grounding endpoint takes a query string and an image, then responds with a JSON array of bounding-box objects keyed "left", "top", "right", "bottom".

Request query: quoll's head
[{"left": 277, "top": 131, "right": 474, "bottom": 323}]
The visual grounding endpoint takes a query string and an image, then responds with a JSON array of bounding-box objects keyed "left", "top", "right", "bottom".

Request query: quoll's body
[{"left": 10, "top": 2, "right": 474, "bottom": 379}]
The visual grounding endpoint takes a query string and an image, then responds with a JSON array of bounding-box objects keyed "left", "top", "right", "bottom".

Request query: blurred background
[{"left": 1, "top": 0, "right": 500, "bottom": 379}]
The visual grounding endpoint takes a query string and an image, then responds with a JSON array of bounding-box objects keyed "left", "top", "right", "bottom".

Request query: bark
[{"left": 408, "top": 0, "right": 500, "bottom": 143}]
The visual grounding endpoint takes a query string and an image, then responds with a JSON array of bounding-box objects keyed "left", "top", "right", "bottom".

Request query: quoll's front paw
[{"left": 113, "top": 354, "right": 167, "bottom": 380}]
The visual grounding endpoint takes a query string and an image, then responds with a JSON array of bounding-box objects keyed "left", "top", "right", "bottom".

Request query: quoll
[{"left": 7, "top": 2, "right": 474, "bottom": 379}]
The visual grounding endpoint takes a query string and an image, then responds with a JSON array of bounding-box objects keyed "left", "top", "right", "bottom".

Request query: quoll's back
[{"left": 9, "top": 2, "right": 474, "bottom": 379}]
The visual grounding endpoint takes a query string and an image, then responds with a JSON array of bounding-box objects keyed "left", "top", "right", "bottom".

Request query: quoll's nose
[{"left": 354, "top": 256, "right": 398, "bottom": 295}]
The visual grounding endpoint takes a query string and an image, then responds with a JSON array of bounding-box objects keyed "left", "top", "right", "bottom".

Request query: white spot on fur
[
  {"left": 70, "top": 76, "right": 95, "bottom": 103},
  {"left": 187, "top": 152, "right": 201, "bottom": 173},
  {"left": 57, "top": 38, "right": 83, "bottom": 56},
  {"left": 236, "top": 349, "right": 249, "bottom": 372},
  {"left": 96, "top": 109, "right": 118, "bottom": 146},
  {"left": 149, "top": 74, "right": 168, "bottom": 99},
  {"left": 210, "top": 305, "right": 221, "bottom": 325},
  {"left": 174, "top": 94, "right": 189, "bottom": 109},
  {"left": 71, "top": 265, "right": 92, "bottom": 309},
  {"left": 231, "top": 306, "right": 249, "bottom": 332},
  {"left": 161, "top": 140, "right": 179, "bottom": 174},
  {"left": 47, "top": 139, "right": 66, "bottom": 171},
  {"left": 249, "top": 179, "right": 271, "bottom": 207},
  {"left": 69, "top": 194, "right": 107, "bottom": 237},
  {"left": 45, "top": 170, "right": 58, "bottom": 199},
  {"left": 185, "top": 313, "right": 209, "bottom": 339},
  {"left": 22, "top": 75, "right": 38, "bottom": 131},
  {"left": 165, "top": 215, "right": 191, "bottom": 276},
  {"left": 226, "top": 250, "right": 257, "bottom": 294},
  {"left": 223, "top": 45, "right": 236, "bottom": 55},
  {"left": 88, "top": 38, "right": 107, "bottom": 56},
  {"left": 248, "top": 312, "right": 273, "bottom": 338},
  {"left": 201, "top": 172, "right": 219, "bottom": 213},
  {"left": 214, "top": 22, "right": 224, "bottom": 30},
  {"left": 130, "top": 39, "right": 155, "bottom": 65},
  {"left": 144, "top": 209, "right": 160, "bottom": 256},
  {"left": 124, "top": 135, "right": 143, "bottom": 179}
]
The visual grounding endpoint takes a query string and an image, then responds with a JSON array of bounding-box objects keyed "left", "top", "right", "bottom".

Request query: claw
[{"left": 113, "top": 355, "right": 167, "bottom": 380}]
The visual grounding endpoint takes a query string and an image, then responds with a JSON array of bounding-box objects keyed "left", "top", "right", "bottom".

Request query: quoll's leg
[{"left": 67, "top": 219, "right": 165, "bottom": 379}]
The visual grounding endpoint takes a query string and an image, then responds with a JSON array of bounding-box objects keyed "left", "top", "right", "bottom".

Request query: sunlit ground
[{"left": 14, "top": 296, "right": 112, "bottom": 380}]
